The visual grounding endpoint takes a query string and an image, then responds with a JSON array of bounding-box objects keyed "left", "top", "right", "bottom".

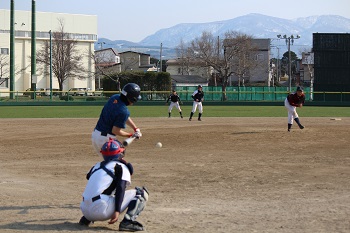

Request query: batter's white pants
[
  {"left": 284, "top": 98, "right": 299, "bottom": 124},
  {"left": 91, "top": 129, "right": 116, "bottom": 156},
  {"left": 168, "top": 102, "right": 182, "bottom": 112},
  {"left": 191, "top": 101, "right": 203, "bottom": 113},
  {"left": 80, "top": 189, "right": 136, "bottom": 222}
]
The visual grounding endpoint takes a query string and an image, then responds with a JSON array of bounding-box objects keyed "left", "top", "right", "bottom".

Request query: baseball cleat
[
  {"left": 79, "top": 216, "right": 91, "bottom": 226},
  {"left": 189, "top": 118, "right": 192, "bottom": 121},
  {"left": 299, "top": 124, "right": 304, "bottom": 129},
  {"left": 119, "top": 219, "right": 144, "bottom": 231}
]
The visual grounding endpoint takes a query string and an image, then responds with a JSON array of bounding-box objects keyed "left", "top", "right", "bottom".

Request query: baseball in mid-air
[{"left": 155, "top": 142, "right": 162, "bottom": 148}]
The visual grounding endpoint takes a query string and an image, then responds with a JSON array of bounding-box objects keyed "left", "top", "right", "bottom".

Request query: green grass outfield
[{"left": 0, "top": 106, "right": 349, "bottom": 118}]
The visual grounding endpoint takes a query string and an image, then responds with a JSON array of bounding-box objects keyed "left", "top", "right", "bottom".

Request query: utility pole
[
  {"left": 31, "top": 0, "right": 37, "bottom": 99},
  {"left": 159, "top": 43, "right": 163, "bottom": 72},
  {"left": 97, "top": 42, "right": 105, "bottom": 50},
  {"left": 49, "top": 30, "right": 52, "bottom": 100},
  {"left": 9, "top": 0, "right": 15, "bottom": 99},
  {"left": 277, "top": 34, "right": 300, "bottom": 92}
]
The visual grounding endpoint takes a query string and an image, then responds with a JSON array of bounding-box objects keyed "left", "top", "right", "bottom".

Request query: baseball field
[{"left": 0, "top": 106, "right": 349, "bottom": 233}]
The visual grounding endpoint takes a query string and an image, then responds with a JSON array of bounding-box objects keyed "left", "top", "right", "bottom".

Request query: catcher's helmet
[
  {"left": 101, "top": 138, "right": 125, "bottom": 160},
  {"left": 121, "top": 83, "right": 141, "bottom": 103}
]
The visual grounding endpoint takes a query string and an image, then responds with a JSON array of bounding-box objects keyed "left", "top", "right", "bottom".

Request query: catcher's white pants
[
  {"left": 191, "top": 101, "right": 203, "bottom": 113},
  {"left": 284, "top": 98, "right": 299, "bottom": 124},
  {"left": 80, "top": 190, "right": 136, "bottom": 222},
  {"left": 168, "top": 102, "right": 181, "bottom": 112},
  {"left": 91, "top": 129, "right": 116, "bottom": 156}
]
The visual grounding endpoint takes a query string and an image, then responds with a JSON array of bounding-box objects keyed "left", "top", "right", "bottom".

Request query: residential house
[
  {"left": 166, "top": 39, "right": 271, "bottom": 86},
  {"left": 170, "top": 75, "right": 208, "bottom": 89},
  {"left": 166, "top": 58, "right": 213, "bottom": 81},
  {"left": 94, "top": 48, "right": 121, "bottom": 89},
  {"left": 227, "top": 38, "right": 271, "bottom": 85},
  {"left": 118, "top": 51, "right": 154, "bottom": 72}
]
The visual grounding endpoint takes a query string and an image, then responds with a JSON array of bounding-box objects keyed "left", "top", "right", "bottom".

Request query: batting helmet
[
  {"left": 198, "top": 85, "right": 202, "bottom": 88},
  {"left": 121, "top": 83, "right": 141, "bottom": 103},
  {"left": 101, "top": 138, "right": 125, "bottom": 161}
]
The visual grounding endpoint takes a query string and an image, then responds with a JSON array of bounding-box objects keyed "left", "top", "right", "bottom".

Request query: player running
[
  {"left": 189, "top": 85, "right": 204, "bottom": 121},
  {"left": 284, "top": 86, "right": 305, "bottom": 132},
  {"left": 166, "top": 90, "right": 183, "bottom": 118}
]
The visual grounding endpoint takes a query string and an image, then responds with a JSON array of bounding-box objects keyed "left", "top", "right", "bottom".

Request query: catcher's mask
[{"left": 100, "top": 138, "right": 125, "bottom": 161}]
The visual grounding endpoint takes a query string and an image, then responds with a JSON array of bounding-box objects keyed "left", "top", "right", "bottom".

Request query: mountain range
[{"left": 96, "top": 13, "right": 350, "bottom": 59}]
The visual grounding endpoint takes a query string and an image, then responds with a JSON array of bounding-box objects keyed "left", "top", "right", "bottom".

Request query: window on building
[
  {"left": 256, "top": 54, "right": 264, "bottom": 60},
  {"left": 1, "top": 48, "right": 9, "bottom": 55},
  {"left": 0, "top": 78, "right": 9, "bottom": 88}
]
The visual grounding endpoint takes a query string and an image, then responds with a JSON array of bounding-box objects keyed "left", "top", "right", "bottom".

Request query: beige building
[
  {"left": 119, "top": 51, "right": 154, "bottom": 72},
  {"left": 0, "top": 9, "right": 97, "bottom": 96},
  {"left": 166, "top": 58, "right": 213, "bottom": 80},
  {"left": 166, "top": 39, "right": 271, "bottom": 86}
]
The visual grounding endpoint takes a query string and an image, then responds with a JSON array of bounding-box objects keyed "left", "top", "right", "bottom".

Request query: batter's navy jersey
[
  {"left": 95, "top": 94, "right": 129, "bottom": 134},
  {"left": 192, "top": 90, "right": 204, "bottom": 102}
]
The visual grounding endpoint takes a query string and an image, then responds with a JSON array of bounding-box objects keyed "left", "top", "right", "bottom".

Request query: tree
[
  {"left": 186, "top": 31, "right": 259, "bottom": 100},
  {"left": 175, "top": 39, "right": 193, "bottom": 75},
  {"left": 0, "top": 54, "right": 9, "bottom": 85},
  {"left": 36, "top": 19, "right": 86, "bottom": 93},
  {"left": 0, "top": 53, "right": 29, "bottom": 86},
  {"left": 281, "top": 50, "right": 298, "bottom": 80}
]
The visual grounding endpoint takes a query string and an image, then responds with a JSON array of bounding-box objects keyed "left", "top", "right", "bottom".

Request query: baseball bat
[{"left": 123, "top": 136, "right": 136, "bottom": 147}]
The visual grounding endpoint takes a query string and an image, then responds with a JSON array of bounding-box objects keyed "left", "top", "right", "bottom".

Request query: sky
[{"left": 1, "top": 0, "right": 350, "bottom": 42}]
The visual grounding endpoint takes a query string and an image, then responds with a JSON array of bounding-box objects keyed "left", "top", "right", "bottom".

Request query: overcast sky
[{"left": 1, "top": 0, "right": 350, "bottom": 42}]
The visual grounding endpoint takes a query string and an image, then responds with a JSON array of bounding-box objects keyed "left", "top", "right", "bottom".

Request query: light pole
[
  {"left": 49, "top": 30, "right": 52, "bottom": 100},
  {"left": 97, "top": 42, "right": 105, "bottom": 50},
  {"left": 277, "top": 34, "right": 300, "bottom": 92},
  {"left": 159, "top": 43, "right": 163, "bottom": 72}
]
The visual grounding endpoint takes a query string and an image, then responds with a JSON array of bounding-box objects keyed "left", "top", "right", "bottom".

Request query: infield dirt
[{"left": 0, "top": 117, "right": 349, "bottom": 233}]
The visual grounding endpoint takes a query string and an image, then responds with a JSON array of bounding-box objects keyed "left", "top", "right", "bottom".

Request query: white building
[{"left": 0, "top": 9, "right": 97, "bottom": 96}]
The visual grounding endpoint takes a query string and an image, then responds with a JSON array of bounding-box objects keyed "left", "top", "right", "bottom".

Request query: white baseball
[{"left": 155, "top": 142, "right": 162, "bottom": 148}]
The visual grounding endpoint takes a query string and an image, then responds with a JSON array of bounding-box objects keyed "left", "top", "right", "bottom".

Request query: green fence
[
  {"left": 173, "top": 86, "right": 310, "bottom": 101},
  {"left": 1, "top": 87, "right": 350, "bottom": 104}
]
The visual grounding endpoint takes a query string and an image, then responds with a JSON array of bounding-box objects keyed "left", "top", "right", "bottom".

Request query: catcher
[
  {"left": 79, "top": 138, "right": 149, "bottom": 231},
  {"left": 166, "top": 90, "right": 183, "bottom": 118},
  {"left": 284, "top": 86, "right": 305, "bottom": 132}
]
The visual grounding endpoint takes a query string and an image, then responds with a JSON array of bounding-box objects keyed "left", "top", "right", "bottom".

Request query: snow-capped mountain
[
  {"left": 139, "top": 13, "right": 350, "bottom": 47},
  {"left": 97, "top": 13, "right": 350, "bottom": 58}
]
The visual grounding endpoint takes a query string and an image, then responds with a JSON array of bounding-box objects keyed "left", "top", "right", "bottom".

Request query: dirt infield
[{"left": 0, "top": 117, "right": 349, "bottom": 233}]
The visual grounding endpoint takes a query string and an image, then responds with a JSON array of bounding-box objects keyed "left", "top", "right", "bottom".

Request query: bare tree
[
  {"left": 187, "top": 31, "right": 258, "bottom": 100},
  {"left": 92, "top": 50, "right": 122, "bottom": 91},
  {"left": 175, "top": 39, "right": 193, "bottom": 75},
  {"left": 36, "top": 19, "right": 86, "bottom": 93},
  {"left": 0, "top": 54, "right": 9, "bottom": 85},
  {"left": 0, "top": 53, "right": 29, "bottom": 86}
]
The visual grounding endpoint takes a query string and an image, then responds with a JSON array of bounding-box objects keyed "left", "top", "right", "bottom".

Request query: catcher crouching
[{"left": 79, "top": 138, "right": 149, "bottom": 231}]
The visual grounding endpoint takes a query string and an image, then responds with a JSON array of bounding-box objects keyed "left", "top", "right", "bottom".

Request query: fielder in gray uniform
[
  {"left": 189, "top": 85, "right": 204, "bottom": 121},
  {"left": 79, "top": 138, "right": 149, "bottom": 231},
  {"left": 166, "top": 90, "right": 183, "bottom": 118}
]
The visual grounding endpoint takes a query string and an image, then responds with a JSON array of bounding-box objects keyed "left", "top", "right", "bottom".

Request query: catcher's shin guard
[{"left": 124, "top": 187, "right": 149, "bottom": 221}]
